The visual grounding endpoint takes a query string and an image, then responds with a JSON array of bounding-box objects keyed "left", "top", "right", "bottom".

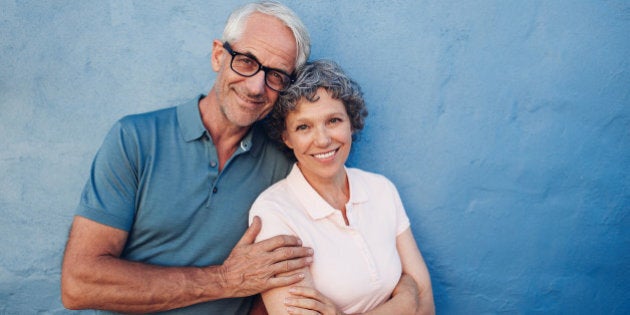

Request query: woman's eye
[{"left": 296, "top": 125, "right": 308, "bottom": 131}]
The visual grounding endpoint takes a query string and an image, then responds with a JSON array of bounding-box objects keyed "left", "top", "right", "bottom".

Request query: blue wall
[{"left": 1, "top": 1, "right": 628, "bottom": 313}]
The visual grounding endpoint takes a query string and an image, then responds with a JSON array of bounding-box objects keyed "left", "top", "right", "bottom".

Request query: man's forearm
[
  {"left": 62, "top": 255, "right": 229, "bottom": 313},
  {"left": 61, "top": 216, "right": 312, "bottom": 312}
]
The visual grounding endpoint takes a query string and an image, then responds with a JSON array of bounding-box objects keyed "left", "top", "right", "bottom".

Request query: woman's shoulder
[
  {"left": 346, "top": 167, "right": 395, "bottom": 187},
  {"left": 250, "top": 178, "right": 296, "bottom": 215}
]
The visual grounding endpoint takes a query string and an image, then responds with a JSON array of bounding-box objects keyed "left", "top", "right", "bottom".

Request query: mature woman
[{"left": 249, "top": 60, "right": 434, "bottom": 315}]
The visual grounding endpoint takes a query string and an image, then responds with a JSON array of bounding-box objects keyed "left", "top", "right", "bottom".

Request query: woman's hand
[{"left": 284, "top": 286, "right": 346, "bottom": 315}]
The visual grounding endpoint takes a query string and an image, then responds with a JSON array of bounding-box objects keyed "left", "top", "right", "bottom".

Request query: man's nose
[{"left": 244, "top": 70, "right": 267, "bottom": 95}]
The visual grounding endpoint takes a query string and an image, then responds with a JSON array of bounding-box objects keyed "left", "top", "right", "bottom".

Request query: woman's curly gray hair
[{"left": 265, "top": 59, "right": 368, "bottom": 148}]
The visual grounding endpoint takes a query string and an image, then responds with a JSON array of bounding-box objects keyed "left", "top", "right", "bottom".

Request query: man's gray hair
[{"left": 222, "top": 1, "right": 311, "bottom": 69}]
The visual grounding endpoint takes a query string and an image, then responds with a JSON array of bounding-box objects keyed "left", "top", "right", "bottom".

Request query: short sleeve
[
  {"left": 249, "top": 197, "right": 297, "bottom": 243},
  {"left": 386, "top": 179, "right": 411, "bottom": 236},
  {"left": 75, "top": 119, "right": 139, "bottom": 231}
]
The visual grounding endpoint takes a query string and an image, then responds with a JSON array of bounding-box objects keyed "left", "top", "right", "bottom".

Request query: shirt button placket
[
  {"left": 353, "top": 229, "right": 379, "bottom": 283},
  {"left": 205, "top": 136, "right": 219, "bottom": 205},
  {"left": 209, "top": 161, "right": 218, "bottom": 194}
]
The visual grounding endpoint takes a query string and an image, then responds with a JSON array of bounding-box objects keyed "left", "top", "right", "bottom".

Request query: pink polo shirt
[{"left": 249, "top": 164, "right": 410, "bottom": 313}]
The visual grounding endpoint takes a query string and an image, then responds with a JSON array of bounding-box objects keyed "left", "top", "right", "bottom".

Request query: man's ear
[{"left": 210, "top": 40, "right": 225, "bottom": 72}]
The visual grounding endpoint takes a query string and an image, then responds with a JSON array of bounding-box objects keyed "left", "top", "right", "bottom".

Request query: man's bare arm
[{"left": 61, "top": 216, "right": 312, "bottom": 313}]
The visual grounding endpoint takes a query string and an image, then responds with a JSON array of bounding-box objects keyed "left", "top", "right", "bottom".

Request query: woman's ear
[
  {"left": 210, "top": 40, "right": 225, "bottom": 72},
  {"left": 282, "top": 131, "right": 293, "bottom": 149}
]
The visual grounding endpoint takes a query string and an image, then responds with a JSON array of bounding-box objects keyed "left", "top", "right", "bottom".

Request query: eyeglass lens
[{"left": 227, "top": 46, "right": 292, "bottom": 91}]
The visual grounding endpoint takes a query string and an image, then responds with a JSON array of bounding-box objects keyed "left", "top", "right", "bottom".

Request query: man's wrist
[{"left": 192, "top": 265, "right": 231, "bottom": 301}]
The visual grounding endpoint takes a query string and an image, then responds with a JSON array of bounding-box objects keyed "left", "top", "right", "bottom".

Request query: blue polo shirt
[{"left": 76, "top": 96, "right": 292, "bottom": 314}]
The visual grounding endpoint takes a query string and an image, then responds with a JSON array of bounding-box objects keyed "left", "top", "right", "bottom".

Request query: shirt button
[
  {"left": 210, "top": 161, "right": 217, "bottom": 168},
  {"left": 212, "top": 187, "right": 218, "bottom": 194}
]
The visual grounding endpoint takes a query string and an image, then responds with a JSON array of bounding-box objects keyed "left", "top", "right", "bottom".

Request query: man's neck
[{"left": 198, "top": 93, "right": 251, "bottom": 171}]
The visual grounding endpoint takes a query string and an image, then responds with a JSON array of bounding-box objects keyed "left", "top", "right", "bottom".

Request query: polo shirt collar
[
  {"left": 244, "top": 123, "right": 264, "bottom": 157},
  {"left": 177, "top": 95, "right": 207, "bottom": 142},
  {"left": 286, "top": 164, "right": 368, "bottom": 221},
  {"left": 176, "top": 95, "right": 262, "bottom": 157},
  {"left": 237, "top": 125, "right": 255, "bottom": 154}
]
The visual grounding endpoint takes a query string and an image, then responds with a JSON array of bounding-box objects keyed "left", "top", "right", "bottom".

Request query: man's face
[{"left": 211, "top": 13, "right": 297, "bottom": 128}]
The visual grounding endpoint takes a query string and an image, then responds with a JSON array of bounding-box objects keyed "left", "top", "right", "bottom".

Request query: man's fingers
[
  {"left": 266, "top": 271, "right": 306, "bottom": 288},
  {"left": 272, "top": 255, "right": 313, "bottom": 276},
  {"left": 236, "top": 216, "right": 262, "bottom": 247},
  {"left": 256, "top": 234, "right": 304, "bottom": 252},
  {"left": 274, "top": 245, "right": 313, "bottom": 261}
]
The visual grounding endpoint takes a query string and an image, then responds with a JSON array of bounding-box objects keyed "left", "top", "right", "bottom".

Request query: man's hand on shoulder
[{"left": 218, "top": 216, "right": 314, "bottom": 297}]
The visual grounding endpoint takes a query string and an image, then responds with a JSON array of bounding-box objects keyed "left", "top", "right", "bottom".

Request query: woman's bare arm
[{"left": 396, "top": 228, "right": 435, "bottom": 315}]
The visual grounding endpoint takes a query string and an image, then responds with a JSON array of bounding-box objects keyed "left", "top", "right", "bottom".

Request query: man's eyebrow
[
  {"left": 237, "top": 46, "right": 292, "bottom": 74},
  {"left": 241, "top": 50, "right": 260, "bottom": 62}
]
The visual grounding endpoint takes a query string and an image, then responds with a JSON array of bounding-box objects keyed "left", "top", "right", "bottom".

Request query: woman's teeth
[{"left": 314, "top": 150, "right": 335, "bottom": 159}]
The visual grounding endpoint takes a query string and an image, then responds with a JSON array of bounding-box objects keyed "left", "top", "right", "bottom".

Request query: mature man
[{"left": 61, "top": 2, "right": 313, "bottom": 313}]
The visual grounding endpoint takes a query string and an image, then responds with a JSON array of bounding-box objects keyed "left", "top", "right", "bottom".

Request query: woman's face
[{"left": 282, "top": 88, "right": 353, "bottom": 183}]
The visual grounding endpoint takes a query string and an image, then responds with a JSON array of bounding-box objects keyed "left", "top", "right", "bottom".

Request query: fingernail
[
  {"left": 289, "top": 287, "right": 297, "bottom": 293},
  {"left": 306, "top": 257, "right": 313, "bottom": 263}
]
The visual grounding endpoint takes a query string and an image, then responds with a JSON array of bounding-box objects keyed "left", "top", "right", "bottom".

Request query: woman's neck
[{"left": 299, "top": 165, "right": 351, "bottom": 224}]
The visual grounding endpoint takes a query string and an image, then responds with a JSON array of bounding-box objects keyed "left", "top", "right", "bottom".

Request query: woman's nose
[{"left": 314, "top": 127, "right": 332, "bottom": 147}]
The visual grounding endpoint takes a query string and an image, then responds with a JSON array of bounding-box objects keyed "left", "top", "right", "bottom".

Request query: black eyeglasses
[{"left": 222, "top": 42, "right": 295, "bottom": 92}]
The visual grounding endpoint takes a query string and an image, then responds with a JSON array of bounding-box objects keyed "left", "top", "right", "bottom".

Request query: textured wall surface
[{"left": 1, "top": 0, "right": 628, "bottom": 314}]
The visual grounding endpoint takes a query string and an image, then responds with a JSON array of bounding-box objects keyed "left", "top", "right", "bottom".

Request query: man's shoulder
[
  {"left": 117, "top": 96, "right": 200, "bottom": 127},
  {"left": 118, "top": 106, "right": 177, "bottom": 127},
  {"left": 115, "top": 96, "right": 203, "bottom": 137}
]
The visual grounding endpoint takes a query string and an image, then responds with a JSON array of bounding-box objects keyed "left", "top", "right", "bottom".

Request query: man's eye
[
  {"left": 267, "top": 71, "right": 289, "bottom": 84},
  {"left": 234, "top": 56, "right": 256, "bottom": 68}
]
